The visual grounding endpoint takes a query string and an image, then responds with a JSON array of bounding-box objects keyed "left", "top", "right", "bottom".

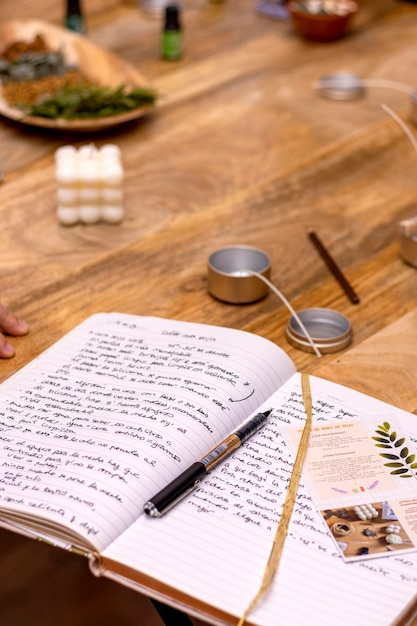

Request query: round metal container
[
  {"left": 207, "top": 246, "right": 271, "bottom": 304},
  {"left": 286, "top": 308, "right": 352, "bottom": 354},
  {"left": 409, "top": 90, "right": 417, "bottom": 127},
  {"left": 316, "top": 73, "right": 366, "bottom": 101},
  {"left": 140, "top": 0, "right": 167, "bottom": 15}
]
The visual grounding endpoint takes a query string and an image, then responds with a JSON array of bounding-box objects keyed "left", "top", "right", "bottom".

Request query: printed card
[{"left": 283, "top": 415, "right": 417, "bottom": 562}]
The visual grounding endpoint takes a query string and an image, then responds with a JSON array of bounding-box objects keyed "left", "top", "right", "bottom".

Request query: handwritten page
[
  {"left": 0, "top": 313, "right": 295, "bottom": 552},
  {"left": 102, "top": 374, "right": 417, "bottom": 626}
]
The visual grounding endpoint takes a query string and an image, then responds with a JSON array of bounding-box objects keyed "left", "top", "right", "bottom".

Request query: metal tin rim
[
  {"left": 285, "top": 307, "right": 352, "bottom": 353},
  {"left": 286, "top": 330, "right": 352, "bottom": 354},
  {"left": 316, "top": 73, "right": 366, "bottom": 101}
]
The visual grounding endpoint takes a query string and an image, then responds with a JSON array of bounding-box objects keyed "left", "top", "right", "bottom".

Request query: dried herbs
[
  {"left": 1, "top": 71, "right": 88, "bottom": 108},
  {"left": 25, "top": 82, "right": 157, "bottom": 119},
  {"left": 291, "top": 1, "right": 356, "bottom": 16},
  {"left": 0, "top": 33, "right": 157, "bottom": 120},
  {"left": 0, "top": 33, "right": 77, "bottom": 82}
]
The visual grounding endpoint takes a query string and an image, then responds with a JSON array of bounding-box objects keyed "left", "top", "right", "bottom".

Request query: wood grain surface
[{"left": 1, "top": 0, "right": 417, "bottom": 624}]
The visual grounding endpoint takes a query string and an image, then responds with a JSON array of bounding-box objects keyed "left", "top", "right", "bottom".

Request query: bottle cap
[
  {"left": 66, "top": 0, "right": 82, "bottom": 15},
  {"left": 165, "top": 4, "right": 180, "bottom": 27},
  {"left": 286, "top": 307, "right": 352, "bottom": 353}
]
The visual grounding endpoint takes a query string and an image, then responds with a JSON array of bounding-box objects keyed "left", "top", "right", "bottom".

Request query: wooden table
[{"left": 1, "top": 1, "right": 417, "bottom": 624}]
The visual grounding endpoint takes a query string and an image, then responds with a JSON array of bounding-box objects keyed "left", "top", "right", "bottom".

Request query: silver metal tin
[
  {"left": 398, "top": 217, "right": 417, "bottom": 267},
  {"left": 208, "top": 246, "right": 271, "bottom": 304},
  {"left": 140, "top": 0, "right": 167, "bottom": 15},
  {"left": 316, "top": 73, "right": 366, "bottom": 101},
  {"left": 409, "top": 90, "right": 417, "bottom": 128},
  {"left": 286, "top": 307, "right": 352, "bottom": 354}
]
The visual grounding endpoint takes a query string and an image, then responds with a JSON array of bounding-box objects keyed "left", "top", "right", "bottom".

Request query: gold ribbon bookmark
[{"left": 237, "top": 372, "right": 313, "bottom": 626}]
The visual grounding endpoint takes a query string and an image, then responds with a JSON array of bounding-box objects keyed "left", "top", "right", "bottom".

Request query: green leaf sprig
[
  {"left": 22, "top": 82, "right": 157, "bottom": 120},
  {"left": 372, "top": 422, "right": 417, "bottom": 478}
]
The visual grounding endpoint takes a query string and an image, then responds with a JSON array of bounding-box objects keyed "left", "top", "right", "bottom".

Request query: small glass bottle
[
  {"left": 162, "top": 4, "right": 182, "bottom": 61},
  {"left": 65, "top": 0, "right": 85, "bottom": 34}
]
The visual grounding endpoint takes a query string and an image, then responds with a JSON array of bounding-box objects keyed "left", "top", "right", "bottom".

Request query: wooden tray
[{"left": 0, "top": 19, "right": 155, "bottom": 131}]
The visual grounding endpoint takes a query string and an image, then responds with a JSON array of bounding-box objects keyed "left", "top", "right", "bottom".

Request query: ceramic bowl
[{"left": 288, "top": 1, "right": 359, "bottom": 42}]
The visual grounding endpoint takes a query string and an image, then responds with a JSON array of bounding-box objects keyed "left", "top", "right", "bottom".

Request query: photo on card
[{"left": 321, "top": 500, "right": 416, "bottom": 562}]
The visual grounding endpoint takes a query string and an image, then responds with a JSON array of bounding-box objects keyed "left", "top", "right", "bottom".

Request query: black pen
[{"left": 143, "top": 408, "right": 273, "bottom": 518}]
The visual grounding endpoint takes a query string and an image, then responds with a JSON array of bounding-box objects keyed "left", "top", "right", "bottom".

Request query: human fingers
[
  {"left": 0, "top": 303, "right": 29, "bottom": 336},
  {"left": 0, "top": 333, "right": 16, "bottom": 358}
]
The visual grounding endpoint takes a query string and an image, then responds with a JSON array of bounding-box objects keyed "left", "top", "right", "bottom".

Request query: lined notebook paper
[
  {"left": 0, "top": 313, "right": 415, "bottom": 626},
  {"left": 102, "top": 375, "right": 417, "bottom": 626},
  {"left": 0, "top": 312, "right": 295, "bottom": 553}
]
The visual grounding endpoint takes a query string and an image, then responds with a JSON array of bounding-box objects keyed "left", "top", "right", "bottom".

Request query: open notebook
[{"left": 0, "top": 313, "right": 416, "bottom": 626}]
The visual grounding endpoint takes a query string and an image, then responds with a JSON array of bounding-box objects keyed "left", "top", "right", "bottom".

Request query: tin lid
[
  {"left": 316, "top": 73, "right": 366, "bottom": 100},
  {"left": 286, "top": 307, "right": 352, "bottom": 354},
  {"left": 208, "top": 246, "right": 271, "bottom": 304}
]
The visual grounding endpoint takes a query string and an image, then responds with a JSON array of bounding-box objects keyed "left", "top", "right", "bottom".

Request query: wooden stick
[{"left": 308, "top": 229, "right": 360, "bottom": 305}]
